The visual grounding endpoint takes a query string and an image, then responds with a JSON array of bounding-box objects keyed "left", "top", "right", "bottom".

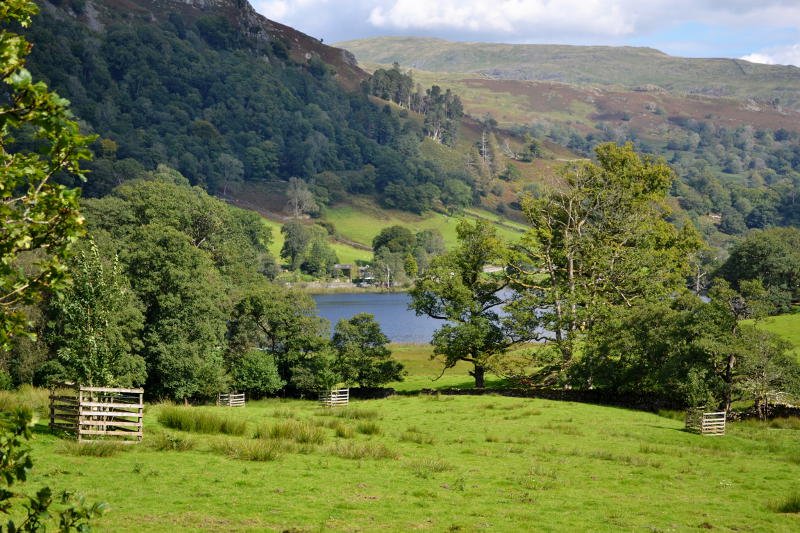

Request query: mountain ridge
[{"left": 337, "top": 36, "right": 800, "bottom": 109}]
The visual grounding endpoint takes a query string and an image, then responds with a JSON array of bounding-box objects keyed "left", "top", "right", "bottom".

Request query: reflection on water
[{"left": 312, "top": 292, "right": 439, "bottom": 343}]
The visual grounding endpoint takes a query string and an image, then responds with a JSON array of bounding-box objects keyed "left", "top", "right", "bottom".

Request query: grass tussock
[
  {"left": 147, "top": 431, "right": 196, "bottom": 451},
  {"left": 333, "top": 407, "right": 380, "bottom": 420},
  {"left": 406, "top": 458, "right": 453, "bottom": 478},
  {"left": 770, "top": 493, "right": 800, "bottom": 513},
  {"left": 542, "top": 422, "right": 584, "bottom": 436},
  {"left": 356, "top": 421, "right": 382, "bottom": 435},
  {"left": 588, "top": 450, "right": 660, "bottom": 468},
  {"left": 256, "top": 420, "right": 326, "bottom": 444},
  {"left": 334, "top": 424, "right": 355, "bottom": 439},
  {"left": 319, "top": 418, "right": 356, "bottom": 438},
  {"left": 769, "top": 417, "right": 800, "bottom": 430},
  {"left": 57, "top": 440, "right": 127, "bottom": 457},
  {"left": 0, "top": 386, "right": 50, "bottom": 416},
  {"left": 157, "top": 405, "right": 248, "bottom": 436},
  {"left": 211, "top": 438, "right": 286, "bottom": 461},
  {"left": 328, "top": 441, "right": 398, "bottom": 460},
  {"left": 638, "top": 442, "right": 679, "bottom": 456},
  {"left": 271, "top": 407, "right": 299, "bottom": 419},
  {"left": 400, "top": 431, "right": 435, "bottom": 445}
]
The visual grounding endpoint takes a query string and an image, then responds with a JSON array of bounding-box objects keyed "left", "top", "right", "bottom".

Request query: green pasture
[
  {"left": 324, "top": 201, "right": 522, "bottom": 249},
  {"left": 753, "top": 313, "right": 800, "bottom": 357},
  {"left": 262, "top": 218, "right": 372, "bottom": 267},
  {"left": 5, "top": 332, "right": 800, "bottom": 532},
  {"left": 13, "top": 393, "right": 800, "bottom": 532},
  {"left": 262, "top": 202, "right": 522, "bottom": 270}
]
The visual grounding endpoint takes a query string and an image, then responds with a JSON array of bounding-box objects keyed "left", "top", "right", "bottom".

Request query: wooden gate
[
  {"left": 685, "top": 409, "right": 726, "bottom": 436},
  {"left": 319, "top": 388, "right": 349, "bottom": 407},
  {"left": 217, "top": 392, "right": 246, "bottom": 407},
  {"left": 49, "top": 382, "right": 143, "bottom": 443}
]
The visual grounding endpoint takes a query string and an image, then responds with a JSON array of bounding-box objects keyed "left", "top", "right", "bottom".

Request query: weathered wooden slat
[
  {"left": 80, "top": 410, "right": 141, "bottom": 417},
  {"left": 79, "top": 420, "right": 141, "bottom": 427},
  {"left": 79, "top": 401, "right": 143, "bottom": 409},
  {"left": 80, "top": 439, "right": 140, "bottom": 444},
  {"left": 50, "top": 423, "right": 78, "bottom": 431},
  {"left": 79, "top": 429, "right": 142, "bottom": 436},
  {"left": 79, "top": 386, "right": 145, "bottom": 393},
  {"left": 49, "top": 395, "right": 80, "bottom": 404},
  {"left": 52, "top": 406, "right": 80, "bottom": 412}
]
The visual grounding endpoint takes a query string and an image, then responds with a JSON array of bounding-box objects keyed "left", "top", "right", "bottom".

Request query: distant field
[
  {"left": 325, "top": 199, "right": 522, "bottom": 249},
  {"left": 260, "top": 198, "right": 524, "bottom": 269},
  {"left": 340, "top": 37, "right": 800, "bottom": 110},
  {"left": 753, "top": 313, "right": 800, "bottom": 357}
]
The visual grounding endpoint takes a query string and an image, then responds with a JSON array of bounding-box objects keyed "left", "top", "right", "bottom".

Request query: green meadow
[
  {"left": 324, "top": 201, "right": 522, "bottom": 250},
  {"left": 753, "top": 313, "right": 800, "bottom": 357},
  {"left": 5, "top": 339, "right": 800, "bottom": 532},
  {"left": 262, "top": 200, "right": 522, "bottom": 271}
]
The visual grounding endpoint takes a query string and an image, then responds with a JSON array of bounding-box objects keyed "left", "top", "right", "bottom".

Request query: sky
[{"left": 251, "top": 0, "right": 800, "bottom": 66}]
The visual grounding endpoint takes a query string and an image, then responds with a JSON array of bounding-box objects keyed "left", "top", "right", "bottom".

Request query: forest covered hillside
[{"left": 22, "top": 0, "right": 512, "bottom": 217}]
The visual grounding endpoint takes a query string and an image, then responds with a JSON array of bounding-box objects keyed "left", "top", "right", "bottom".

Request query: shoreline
[{"left": 288, "top": 281, "right": 410, "bottom": 295}]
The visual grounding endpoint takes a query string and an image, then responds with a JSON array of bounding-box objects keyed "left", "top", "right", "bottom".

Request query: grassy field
[
  {"left": 262, "top": 199, "right": 523, "bottom": 269},
  {"left": 753, "top": 313, "right": 800, "bottom": 357},
  {"left": 5, "top": 336, "right": 800, "bottom": 532},
  {"left": 324, "top": 199, "right": 522, "bottom": 250}
]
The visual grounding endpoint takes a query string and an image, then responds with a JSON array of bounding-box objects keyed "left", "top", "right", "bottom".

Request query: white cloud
[
  {"left": 368, "top": 0, "right": 634, "bottom": 38},
  {"left": 365, "top": 0, "right": 800, "bottom": 38},
  {"left": 248, "top": 0, "right": 800, "bottom": 52},
  {"left": 741, "top": 44, "right": 800, "bottom": 66}
]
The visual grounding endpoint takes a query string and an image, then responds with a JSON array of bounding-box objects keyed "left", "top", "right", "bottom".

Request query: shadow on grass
[{"left": 395, "top": 376, "right": 515, "bottom": 395}]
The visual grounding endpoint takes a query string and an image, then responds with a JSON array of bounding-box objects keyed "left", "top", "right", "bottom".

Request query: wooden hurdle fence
[
  {"left": 319, "top": 388, "right": 349, "bottom": 407},
  {"left": 217, "top": 392, "right": 246, "bottom": 407},
  {"left": 685, "top": 409, "right": 726, "bottom": 435},
  {"left": 49, "top": 382, "right": 143, "bottom": 443}
]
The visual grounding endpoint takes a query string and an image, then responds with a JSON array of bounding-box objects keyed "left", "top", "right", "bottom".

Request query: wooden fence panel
[
  {"left": 686, "top": 409, "right": 726, "bottom": 435},
  {"left": 49, "top": 382, "right": 143, "bottom": 443},
  {"left": 217, "top": 393, "right": 246, "bottom": 407},
  {"left": 319, "top": 388, "right": 349, "bottom": 407}
]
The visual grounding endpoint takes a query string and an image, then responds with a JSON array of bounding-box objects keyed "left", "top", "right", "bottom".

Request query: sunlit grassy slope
[
  {"left": 753, "top": 313, "right": 800, "bottom": 357},
  {"left": 262, "top": 199, "right": 523, "bottom": 269},
  {"left": 17, "top": 391, "right": 800, "bottom": 532},
  {"left": 324, "top": 199, "right": 522, "bottom": 249}
]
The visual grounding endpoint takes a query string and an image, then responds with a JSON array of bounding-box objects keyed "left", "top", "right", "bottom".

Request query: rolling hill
[{"left": 337, "top": 36, "right": 800, "bottom": 109}]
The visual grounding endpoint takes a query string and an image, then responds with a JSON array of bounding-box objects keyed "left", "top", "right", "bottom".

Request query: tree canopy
[
  {"left": 410, "top": 219, "right": 516, "bottom": 387},
  {"left": 507, "top": 143, "right": 701, "bottom": 372},
  {"left": 0, "top": 0, "right": 93, "bottom": 348}
]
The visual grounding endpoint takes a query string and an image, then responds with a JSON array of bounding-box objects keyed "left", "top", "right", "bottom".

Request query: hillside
[
  {"left": 337, "top": 36, "right": 800, "bottom": 109},
  {"left": 21, "top": 0, "right": 554, "bottom": 235},
  {"left": 372, "top": 65, "right": 800, "bottom": 135},
  {"left": 351, "top": 61, "right": 800, "bottom": 248}
]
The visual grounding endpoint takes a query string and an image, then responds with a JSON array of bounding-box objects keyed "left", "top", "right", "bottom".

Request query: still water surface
[{"left": 312, "top": 292, "right": 439, "bottom": 343}]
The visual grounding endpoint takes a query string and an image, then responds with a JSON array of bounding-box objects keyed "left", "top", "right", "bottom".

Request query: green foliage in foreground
[
  {"left": 0, "top": 0, "right": 93, "bottom": 348},
  {"left": 12, "top": 396, "right": 800, "bottom": 532},
  {"left": 0, "top": 408, "right": 107, "bottom": 531}
]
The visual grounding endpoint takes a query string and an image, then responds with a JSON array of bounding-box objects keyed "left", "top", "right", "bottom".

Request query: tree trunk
[{"left": 472, "top": 365, "right": 486, "bottom": 388}]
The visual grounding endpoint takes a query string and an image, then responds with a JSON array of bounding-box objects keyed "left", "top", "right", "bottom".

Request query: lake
[{"left": 312, "top": 292, "right": 440, "bottom": 343}]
